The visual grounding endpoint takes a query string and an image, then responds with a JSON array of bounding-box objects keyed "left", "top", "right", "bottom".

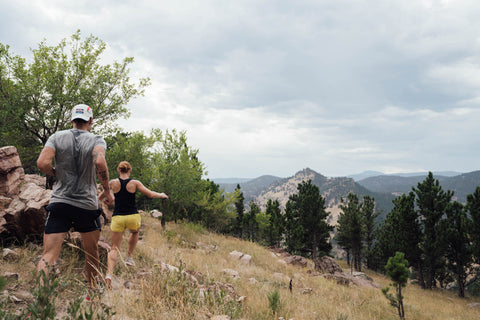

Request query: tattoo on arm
[{"left": 98, "top": 170, "right": 108, "bottom": 182}]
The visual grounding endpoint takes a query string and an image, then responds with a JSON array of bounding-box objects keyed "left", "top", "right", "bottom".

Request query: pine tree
[
  {"left": 284, "top": 180, "right": 332, "bottom": 258},
  {"left": 234, "top": 184, "right": 245, "bottom": 238},
  {"left": 285, "top": 200, "right": 304, "bottom": 255},
  {"left": 244, "top": 201, "right": 260, "bottom": 241},
  {"left": 336, "top": 193, "right": 364, "bottom": 271},
  {"left": 383, "top": 252, "right": 409, "bottom": 320},
  {"left": 413, "top": 172, "right": 453, "bottom": 289},
  {"left": 362, "top": 195, "right": 380, "bottom": 269},
  {"left": 373, "top": 192, "right": 423, "bottom": 284},
  {"left": 466, "top": 187, "right": 480, "bottom": 266},
  {"left": 265, "top": 199, "right": 285, "bottom": 247},
  {"left": 442, "top": 201, "right": 473, "bottom": 297}
]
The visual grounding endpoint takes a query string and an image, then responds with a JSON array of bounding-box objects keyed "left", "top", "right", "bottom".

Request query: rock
[
  {"left": 122, "top": 280, "right": 133, "bottom": 289},
  {"left": 240, "top": 254, "right": 252, "bottom": 265},
  {"left": 10, "top": 290, "right": 33, "bottom": 301},
  {"left": 3, "top": 272, "right": 19, "bottom": 279},
  {"left": 2, "top": 248, "right": 19, "bottom": 261},
  {"left": 0, "top": 146, "right": 24, "bottom": 196},
  {"left": 0, "top": 168, "right": 24, "bottom": 196},
  {"left": 321, "top": 271, "right": 380, "bottom": 288},
  {"left": 210, "top": 316, "right": 230, "bottom": 320},
  {"left": 229, "top": 250, "right": 244, "bottom": 260},
  {"left": 0, "top": 146, "right": 22, "bottom": 173},
  {"left": 300, "top": 287, "right": 313, "bottom": 294},
  {"left": 467, "top": 302, "right": 480, "bottom": 309},
  {"left": 222, "top": 268, "right": 240, "bottom": 279},
  {"left": 151, "top": 209, "right": 162, "bottom": 218},
  {"left": 23, "top": 174, "right": 46, "bottom": 187},
  {"left": 314, "top": 256, "right": 343, "bottom": 274},
  {"left": 0, "top": 195, "right": 12, "bottom": 209},
  {"left": 284, "top": 255, "right": 308, "bottom": 267},
  {"left": 229, "top": 250, "right": 253, "bottom": 265}
]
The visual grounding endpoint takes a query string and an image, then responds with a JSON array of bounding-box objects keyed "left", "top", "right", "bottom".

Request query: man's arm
[
  {"left": 92, "top": 145, "right": 114, "bottom": 204},
  {"left": 37, "top": 147, "right": 56, "bottom": 176}
]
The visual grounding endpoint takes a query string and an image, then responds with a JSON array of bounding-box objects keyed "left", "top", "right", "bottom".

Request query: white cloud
[{"left": 2, "top": 0, "right": 480, "bottom": 178}]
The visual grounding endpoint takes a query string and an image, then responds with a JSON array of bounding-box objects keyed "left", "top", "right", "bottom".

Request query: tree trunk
[
  {"left": 311, "top": 233, "right": 318, "bottom": 259},
  {"left": 416, "top": 261, "right": 425, "bottom": 289},
  {"left": 457, "top": 267, "right": 465, "bottom": 298},
  {"left": 397, "top": 284, "right": 405, "bottom": 320}
]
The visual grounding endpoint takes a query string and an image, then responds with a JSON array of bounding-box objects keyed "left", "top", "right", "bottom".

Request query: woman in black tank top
[{"left": 105, "top": 161, "right": 168, "bottom": 286}]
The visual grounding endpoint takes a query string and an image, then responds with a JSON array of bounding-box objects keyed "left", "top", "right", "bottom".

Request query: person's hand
[
  {"left": 159, "top": 192, "right": 168, "bottom": 199},
  {"left": 102, "top": 190, "right": 115, "bottom": 205}
]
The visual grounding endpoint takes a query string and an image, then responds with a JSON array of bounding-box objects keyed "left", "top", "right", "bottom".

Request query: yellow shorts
[{"left": 110, "top": 214, "right": 141, "bottom": 233}]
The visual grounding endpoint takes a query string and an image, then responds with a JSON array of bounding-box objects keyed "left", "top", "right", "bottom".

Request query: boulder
[
  {"left": 0, "top": 146, "right": 22, "bottom": 173},
  {"left": 222, "top": 268, "right": 240, "bottom": 279},
  {"left": 229, "top": 250, "right": 253, "bottom": 265},
  {"left": 0, "top": 195, "right": 12, "bottom": 209},
  {"left": 151, "top": 209, "right": 162, "bottom": 218},
  {"left": 284, "top": 255, "right": 308, "bottom": 267},
  {"left": 0, "top": 146, "right": 24, "bottom": 196},
  {"left": 321, "top": 271, "right": 380, "bottom": 288},
  {"left": 314, "top": 256, "right": 343, "bottom": 274},
  {"left": 2, "top": 248, "right": 19, "bottom": 261}
]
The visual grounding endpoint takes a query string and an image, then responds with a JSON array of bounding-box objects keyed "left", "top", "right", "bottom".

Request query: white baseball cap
[{"left": 71, "top": 104, "right": 93, "bottom": 121}]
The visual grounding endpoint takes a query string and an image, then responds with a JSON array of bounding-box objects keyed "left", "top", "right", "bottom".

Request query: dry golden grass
[{"left": 2, "top": 214, "right": 480, "bottom": 319}]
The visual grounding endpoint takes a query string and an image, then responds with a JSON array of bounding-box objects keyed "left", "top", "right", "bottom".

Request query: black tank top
[{"left": 113, "top": 178, "right": 138, "bottom": 216}]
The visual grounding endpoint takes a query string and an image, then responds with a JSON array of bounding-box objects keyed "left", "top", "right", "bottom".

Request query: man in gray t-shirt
[{"left": 36, "top": 104, "right": 114, "bottom": 288}]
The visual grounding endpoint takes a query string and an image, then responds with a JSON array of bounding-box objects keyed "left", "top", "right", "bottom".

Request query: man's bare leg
[
  {"left": 37, "top": 232, "right": 67, "bottom": 278},
  {"left": 106, "top": 231, "right": 124, "bottom": 282},
  {"left": 80, "top": 230, "right": 101, "bottom": 288}
]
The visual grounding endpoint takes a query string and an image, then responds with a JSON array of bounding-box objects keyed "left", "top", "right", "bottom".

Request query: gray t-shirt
[{"left": 45, "top": 128, "right": 107, "bottom": 210}]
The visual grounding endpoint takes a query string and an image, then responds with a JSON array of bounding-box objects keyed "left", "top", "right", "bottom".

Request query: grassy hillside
[{"left": 2, "top": 214, "right": 480, "bottom": 319}]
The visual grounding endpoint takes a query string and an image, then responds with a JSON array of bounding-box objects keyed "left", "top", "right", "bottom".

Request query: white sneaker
[
  {"left": 105, "top": 274, "right": 112, "bottom": 288},
  {"left": 125, "top": 257, "right": 135, "bottom": 267}
]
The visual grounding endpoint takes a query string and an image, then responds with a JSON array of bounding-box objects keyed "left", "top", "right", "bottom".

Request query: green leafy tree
[
  {"left": 413, "top": 172, "right": 453, "bottom": 289},
  {"left": 382, "top": 252, "right": 409, "bottom": 320},
  {"left": 265, "top": 199, "right": 285, "bottom": 247},
  {"left": 255, "top": 211, "right": 271, "bottom": 245},
  {"left": 284, "top": 180, "right": 332, "bottom": 258},
  {"left": 0, "top": 31, "right": 149, "bottom": 171},
  {"left": 150, "top": 129, "right": 207, "bottom": 223},
  {"left": 441, "top": 201, "right": 472, "bottom": 297},
  {"left": 195, "top": 180, "right": 236, "bottom": 232}
]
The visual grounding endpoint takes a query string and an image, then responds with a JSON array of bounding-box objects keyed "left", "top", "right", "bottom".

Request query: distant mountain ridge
[
  {"left": 217, "top": 168, "right": 396, "bottom": 226},
  {"left": 218, "top": 175, "right": 283, "bottom": 201},
  {"left": 347, "top": 170, "right": 462, "bottom": 181},
  {"left": 357, "top": 170, "right": 480, "bottom": 203},
  {"left": 214, "top": 168, "right": 480, "bottom": 223}
]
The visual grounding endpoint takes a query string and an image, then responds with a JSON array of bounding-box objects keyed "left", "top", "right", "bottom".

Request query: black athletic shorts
[{"left": 44, "top": 202, "right": 102, "bottom": 234}]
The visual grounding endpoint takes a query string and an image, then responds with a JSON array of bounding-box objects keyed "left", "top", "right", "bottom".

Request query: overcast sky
[{"left": 1, "top": 0, "right": 480, "bottom": 179}]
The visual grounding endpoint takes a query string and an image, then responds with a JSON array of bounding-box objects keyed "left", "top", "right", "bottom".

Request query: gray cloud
[{"left": 1, "top": 0, "right": 480, "bottom": 178}]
